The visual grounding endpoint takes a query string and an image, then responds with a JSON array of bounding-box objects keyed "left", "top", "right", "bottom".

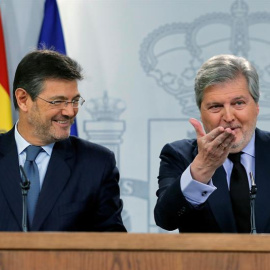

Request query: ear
[{"left": 15, "top": 88, "right": 31, "bottom": 112}]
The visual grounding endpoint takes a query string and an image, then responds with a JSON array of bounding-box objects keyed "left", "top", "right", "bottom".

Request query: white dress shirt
[{"left": 15, "top": 122, "right": 54, "bottom": 189}]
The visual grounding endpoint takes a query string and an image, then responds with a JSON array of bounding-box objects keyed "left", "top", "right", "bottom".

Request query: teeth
[{"left": 57, "top": 121, "right": 68, "bottom": 124}]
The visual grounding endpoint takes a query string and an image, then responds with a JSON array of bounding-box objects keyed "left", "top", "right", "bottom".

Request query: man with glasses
[{"left": 0, "top": 49, "right": 126, "bottom": 232}]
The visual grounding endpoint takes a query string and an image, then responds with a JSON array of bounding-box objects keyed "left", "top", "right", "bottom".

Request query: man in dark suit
[
  {"left": 0, "top": 49, "right": 126, "bottom": 232},
  {"left": 154, "top": 54, "right": 270, "bottom": 233}
]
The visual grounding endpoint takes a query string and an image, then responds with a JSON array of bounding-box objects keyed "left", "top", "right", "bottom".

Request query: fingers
[
  {"left": 218, "top": 129, "right": 235, "bottom": 146},
  {"left": 215, "top": 128, "right": 236, "bottom": 152},
  {"left": 189, "top": 118, "right": 234, "bottom": 146},
  {"left": 194, "top": 125, "right": 236, "bottom": 166},
  {"left": 189, "top": 120, "right": 237, "bottom": 184},
  {"left": 189, "top": 118, "right": 236, "bottom": 156},
  {"left": 189, "top": 118, "right": 205, "bottom": 138}
]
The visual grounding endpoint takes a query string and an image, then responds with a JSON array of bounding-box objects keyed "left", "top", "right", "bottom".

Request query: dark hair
[
  {"left": 194, "top": 54, "right": 260, "bottom": 108},
  {"left": 13, "top": 49, "right": 83, "bottom": 109}
]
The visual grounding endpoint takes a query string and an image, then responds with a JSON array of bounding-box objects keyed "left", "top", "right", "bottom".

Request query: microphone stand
[
  {"left": 249, "top": 172, "right": 257, "bottom": 234},
  {"left": 19, "top": 165, "right": 30, "bottom": 232}
]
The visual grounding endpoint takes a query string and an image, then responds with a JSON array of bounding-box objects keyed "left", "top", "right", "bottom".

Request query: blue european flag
[{"left": 38, "top": 0, "right": 78, "bottom": 136}]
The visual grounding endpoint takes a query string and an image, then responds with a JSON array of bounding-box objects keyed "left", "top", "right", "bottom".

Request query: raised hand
[{"left": 189, "top": 118, "right": 236, "bottom": 184}]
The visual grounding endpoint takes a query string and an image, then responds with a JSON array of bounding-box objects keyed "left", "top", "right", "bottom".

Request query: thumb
[{"left": 189, "top": 118, "right": 205, "bottom": 138}]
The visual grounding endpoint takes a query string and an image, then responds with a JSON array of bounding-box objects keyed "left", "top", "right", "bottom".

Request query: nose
[
  {"left": 222, "top": 107, "right": 235, "bottom": 123},
  {"left": 61, "top": 104, "right": 77, "bottom": 118}
]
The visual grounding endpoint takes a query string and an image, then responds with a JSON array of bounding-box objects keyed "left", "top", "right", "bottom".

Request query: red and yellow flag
[{"left": 0, "top": 9, "right": 12, "bottom": 133}]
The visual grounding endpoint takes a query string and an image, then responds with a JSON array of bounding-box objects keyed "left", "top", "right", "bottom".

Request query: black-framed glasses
[{"left": 37, "top": 96, "right": 85, "bottom": 109}]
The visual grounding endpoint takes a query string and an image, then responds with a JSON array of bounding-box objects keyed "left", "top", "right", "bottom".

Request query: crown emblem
[
  {"left": 85, "top": 91, "right": 126, "bottom": 121},
  {"left": 140, "top": 0, "right": 270, "bottom": 118}
]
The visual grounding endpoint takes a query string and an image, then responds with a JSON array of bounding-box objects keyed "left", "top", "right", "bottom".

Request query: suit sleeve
[
  {"left": 154, "top": 142, "right": 198, "bottom": 231},
  {"left": 92, "top": 151, "right": 127, "bottom": 232}
]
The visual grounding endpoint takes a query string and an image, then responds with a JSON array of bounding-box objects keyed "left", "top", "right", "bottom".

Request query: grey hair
[{"left": 194, "top": 54, "right": 260, "bottom": 108}]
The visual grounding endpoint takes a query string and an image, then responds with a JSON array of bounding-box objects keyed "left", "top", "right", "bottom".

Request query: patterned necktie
[
  {"left": 228, "top": 152, "right": 251, "bottom": 233},
  {"left": 24, "top": 145, "right": 42, "bottom": 226}
]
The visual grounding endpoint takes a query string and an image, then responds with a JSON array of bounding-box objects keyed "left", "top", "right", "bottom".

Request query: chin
[
  {"left": 230, "top": 140, "right": 246, "bottom": 152},
  {"left": 51, "top": 130, "right": 71, "bottom": 141},
  {"left": 58, "top": 133, "right": 70, "bottom": 140}
]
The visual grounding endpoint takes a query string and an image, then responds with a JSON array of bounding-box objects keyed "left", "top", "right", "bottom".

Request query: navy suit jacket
[
  {"left": 0, "top": 128, "right": 126, "bottom": 232},
  {"left": 154, "top": 128, "right": 270, "bottom": 233}
]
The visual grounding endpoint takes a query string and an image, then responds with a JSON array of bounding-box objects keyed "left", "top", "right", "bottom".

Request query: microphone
[
  {"left": 249, "top": 172, "right": 257, "bottom": 234},
  {"left": 19, "top": 165, "right": 30, "bottom": 232}
]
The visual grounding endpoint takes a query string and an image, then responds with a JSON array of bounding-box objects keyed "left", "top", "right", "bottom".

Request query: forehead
[
  {"left": 41, "top": 79, "right": 79, "bottom": 97},
  {"left": 202, "top": 75, "right": 251, "bottom": 103}
]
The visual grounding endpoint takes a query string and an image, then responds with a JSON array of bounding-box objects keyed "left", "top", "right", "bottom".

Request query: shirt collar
[
  {"left": 15, "top": 121, "right": 55, "bottom": 156},
  {"left": 240, "top": 132, "right": 255, "bottom": 158}
]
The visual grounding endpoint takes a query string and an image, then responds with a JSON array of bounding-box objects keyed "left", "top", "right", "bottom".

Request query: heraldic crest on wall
[{"left": 140, "top": 0, "right": 270, "bottom": 119}]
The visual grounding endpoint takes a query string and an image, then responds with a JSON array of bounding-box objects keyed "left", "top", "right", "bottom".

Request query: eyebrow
[
  {"left": 204, "top": 95, "right": 247, "bottom": 107},
  {"left": 231, "top": 95, "right": 247, "bottom": 101},
  {"left": 47, "top": 94, "right": 81, "bottom": 100}
]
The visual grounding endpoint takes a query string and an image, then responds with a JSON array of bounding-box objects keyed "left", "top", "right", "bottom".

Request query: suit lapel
[
  {"left": 254, "top": 129, "right": 270, "bottom": 232},
  {"left": 32, "top": 139, "right": 74, "bottom": 230},
  {"left": 192, "top": 145, "right": 236, "bottom": 232},
  {"left": 208, "top": 166, "right": 237, "bottom": 232},
  {"left": 0, "top": 128, "right": 23, "bottom": 229}
]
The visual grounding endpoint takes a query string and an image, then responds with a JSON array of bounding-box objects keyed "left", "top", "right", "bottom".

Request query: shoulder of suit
[
  {"left": 255, "top": 127, "right": 270, "bottom": 140},
  {"left": 68, "top": 136, "right": 113, "bottom": 155},
  {"left": 161, "top": 138, "right": 197, "bottom": 157},
  {"left": 168, "top": 138, "right": 197, "bottom": 150},
  {"left": 0, "top": 128, "right": 15, "bottom": 146}
]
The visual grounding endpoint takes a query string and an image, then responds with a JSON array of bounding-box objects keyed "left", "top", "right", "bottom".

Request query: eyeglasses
[{"left": 37, "top": 96, "right": 85, "bottom": 109}]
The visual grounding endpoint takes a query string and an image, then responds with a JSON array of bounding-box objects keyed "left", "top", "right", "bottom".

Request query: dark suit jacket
[
  {"left": 0, "top": 128, "right": 126, "bottom": 232},
  {"left": 154, "top": 128, "right": 270, "bottom": 233}
]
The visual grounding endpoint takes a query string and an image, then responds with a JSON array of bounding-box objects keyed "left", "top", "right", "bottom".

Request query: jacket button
[{"left": 177, "top": 207, "right": 186, "bottom": 216}]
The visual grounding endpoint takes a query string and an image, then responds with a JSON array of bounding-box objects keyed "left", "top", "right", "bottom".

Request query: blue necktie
[{"left": 24, "top": 145, "right": 42, "bottom": 225}]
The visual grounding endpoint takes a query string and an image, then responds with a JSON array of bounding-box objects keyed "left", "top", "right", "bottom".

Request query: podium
[{"left": 1, "top": 232, "right": 270, "bottom": 269}]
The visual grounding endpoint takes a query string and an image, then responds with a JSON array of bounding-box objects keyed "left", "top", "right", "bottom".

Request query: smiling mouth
[
  {"left": 53, "top": 120, "right": 72, "bottom": 127},
  {"left": 55, "top": 120, "right": 69, "bottom": 124}
]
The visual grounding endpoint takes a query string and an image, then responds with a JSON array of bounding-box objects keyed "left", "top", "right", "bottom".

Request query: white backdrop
[{"left": 2, "top": 0, "right": 270, "bottom": 232}]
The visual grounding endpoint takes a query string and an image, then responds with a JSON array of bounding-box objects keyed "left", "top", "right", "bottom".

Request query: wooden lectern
[{"left": 0, "top": 233, "right": 270, "bottom": 269}]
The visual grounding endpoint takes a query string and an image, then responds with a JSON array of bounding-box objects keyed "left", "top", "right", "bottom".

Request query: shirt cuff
[{"left": 180, "top": 165, "right": 217, "bottom": 206}]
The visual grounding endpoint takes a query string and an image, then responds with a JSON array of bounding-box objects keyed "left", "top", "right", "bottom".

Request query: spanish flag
[{"left": 0, "top": 10, "right": 12, "bottom": 133}]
